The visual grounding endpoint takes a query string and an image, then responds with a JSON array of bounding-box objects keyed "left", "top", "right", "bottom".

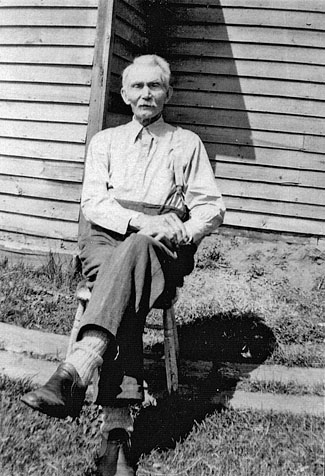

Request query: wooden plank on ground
[
  {"left": 0, "top": 157, "right": 84, "bottom": 182},
  {"left": 171, "top": 90, "right": 325, "bottom": 117},
  {"left": 166, "top": 106, "right": 325, "bottom": 136},
  {"left": 0, "top": 137, "right": 85, "bottom": 161},
  {"left": 170, "top": 6, "right": 325, "bottom": 30},
  {"left": 207, "top": 145, "right": 325, "bottom": 172},
  {"left": 172, "top": 25, "right": 324, "bottom": 48},
  {"left": 0, "top": 119, "right": 87, "bottom": 143},
  {"left": 0, "top": 64, "right": 92, "bottom": 85},
  {"left": 168, "top": 41, "right": 325, "bottom": 65},
  {"left": 214, "top": 161, "right": 325, "bottom": 189},
  {"left": 223, "top": 196, "right": 325, "bottom": 221},
  {"left": 0, "top": 211, "right": 78, "bottom": 240},
  {"left": 172, "top": 76, "right": 325, "bottom": 102},
  {"left": 0, "top": 8, "right": 98, "bottom": 26},
  {"left": 0, "top": 83, "right": 91, "bottom": 105},
  {"left": 0, "top": 175, "right": 81, "bottom": 201},
  {"left": 0, "top": 101, "right": 89, "bottom": 123},
  {"left": 0, "top": 27, "right": 96, "bottom": 46},
  {"left": 217, "top": 178, "right": 325, "bottom": 207},
  {"left": 223, "top": 210, "right": 325, "bottom": 235},
  {"left": 0, "top": 194, "right": 79, "bottom": 221},
  {"left": 0, "top": 46, "right": 94, "bottom": 65},
  {"left": 170, "top": 58, "right": 324, "bottom": 84}
]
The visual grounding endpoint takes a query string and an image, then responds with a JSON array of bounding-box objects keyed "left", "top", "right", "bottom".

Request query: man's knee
[{"left": 124, "top": 233, "right": 156, "bottom": 252}]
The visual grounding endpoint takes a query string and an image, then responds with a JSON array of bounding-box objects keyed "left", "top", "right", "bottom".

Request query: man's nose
[{"left": 141, "top": 86, "right": 152, "bottom": 98}]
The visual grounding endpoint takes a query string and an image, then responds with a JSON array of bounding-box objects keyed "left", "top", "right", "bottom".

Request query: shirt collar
[{"left": 130, "top": 115, "right": 166, "bottom": 143}]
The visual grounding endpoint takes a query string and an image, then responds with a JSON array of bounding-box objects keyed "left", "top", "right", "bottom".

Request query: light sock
[{"left": 65, "top": 329, "right": 109, "bottom": 386}]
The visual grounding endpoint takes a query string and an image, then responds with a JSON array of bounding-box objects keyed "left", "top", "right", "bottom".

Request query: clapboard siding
[
  {"left": 163, "top": 0, "right": 325, "bottom": 236},
  {"left": 0, "top": 0, "right": 99, "bottom": 255},
  {"left": 105, "top": 0, "right": 147, "bottom": 128}
]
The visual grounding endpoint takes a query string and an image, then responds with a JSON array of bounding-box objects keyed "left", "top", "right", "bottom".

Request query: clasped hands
[{"left": 129, "top": 213, "right": 191, "bottom": 247}]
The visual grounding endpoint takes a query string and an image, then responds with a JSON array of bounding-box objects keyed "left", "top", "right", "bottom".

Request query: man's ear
[
  {"left": 165, "top": 86, "right": 173, "bottom": 104},
  {"left": 121, "top": 87, "right": 131, "bottom": 105}
]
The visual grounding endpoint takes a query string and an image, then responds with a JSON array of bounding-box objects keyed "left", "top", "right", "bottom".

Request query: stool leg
[{"left": 163, "top": 306, "right": 179, "bottom": 394}]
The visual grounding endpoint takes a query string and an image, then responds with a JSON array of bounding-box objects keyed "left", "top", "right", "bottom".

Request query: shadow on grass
[{"left": 129, "top": 311, "right": 277, "bottom": 468}]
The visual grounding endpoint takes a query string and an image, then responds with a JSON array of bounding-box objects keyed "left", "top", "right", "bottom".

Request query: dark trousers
[{"left": 79, "top": 226, "right": 196, "bottom": 406}]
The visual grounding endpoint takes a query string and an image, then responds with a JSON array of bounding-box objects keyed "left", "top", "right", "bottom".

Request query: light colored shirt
[{"left": 81, "top": 116, "right": 225, "bottom": 243}]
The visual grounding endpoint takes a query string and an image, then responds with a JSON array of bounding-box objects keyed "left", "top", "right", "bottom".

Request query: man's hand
[{"left": 130, "top": 213, "right": 191, "bottom": 246}]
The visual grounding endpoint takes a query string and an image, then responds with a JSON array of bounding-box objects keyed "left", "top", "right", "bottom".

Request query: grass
[
  {"left": 1, "top": 235, "right": 325, "bottom": 475},
  {"left": 1, "top": 235, "right": 325, "bottom": 367},
  {"left": 1, "top": 376, "right": 323, "bottom": 476}
]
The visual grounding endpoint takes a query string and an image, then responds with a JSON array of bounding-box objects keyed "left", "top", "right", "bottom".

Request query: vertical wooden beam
[{"left": 78, "top": 0, "right": 116, "bottom": 239}]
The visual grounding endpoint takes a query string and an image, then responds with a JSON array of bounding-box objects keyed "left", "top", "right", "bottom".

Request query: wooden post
[{"left": 78, "top": 0, "right": 116, "bottom": 239}]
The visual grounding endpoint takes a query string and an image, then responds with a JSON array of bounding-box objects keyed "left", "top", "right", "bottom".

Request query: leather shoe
[
  {"left": 21, "top": 362, "right": 86, "bottom": 419},
  {"left": 96, "top": 428, "right": 135, "bottom": 476}
]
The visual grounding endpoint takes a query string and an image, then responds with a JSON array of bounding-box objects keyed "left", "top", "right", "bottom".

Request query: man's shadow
[{"left": 131, "top": 311, "right": 277, "bottom": 463}]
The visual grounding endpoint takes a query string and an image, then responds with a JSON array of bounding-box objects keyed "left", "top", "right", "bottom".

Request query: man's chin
[{"left": 135, "top": 111, "right": 161, "bottom": 125}]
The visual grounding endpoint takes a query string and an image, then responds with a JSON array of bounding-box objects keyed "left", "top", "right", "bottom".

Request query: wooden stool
[{"left": 67, "top": 282, "right": 179, "bottom": 394}]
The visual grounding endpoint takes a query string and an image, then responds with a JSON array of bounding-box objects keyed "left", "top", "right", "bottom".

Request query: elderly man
[{"left": 22, "top": 55, "right": 225, "bottom": 475}]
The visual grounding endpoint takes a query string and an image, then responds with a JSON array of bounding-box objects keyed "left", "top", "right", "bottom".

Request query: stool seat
[{"left": 67, "top": 281, "right": 179, "bottom": 395}]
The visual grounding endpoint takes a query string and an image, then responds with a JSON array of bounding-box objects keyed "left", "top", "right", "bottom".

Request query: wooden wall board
[
  {"left": 166, "top": 106, "right": 325, "bottom": 136},
  {"left": 217, "top": 178, "right": 325, "bottom": 207},
  {"left": 0, "top": 84, "right": 90, "bottom": 105},
  {"left": 168, "top": 41, "right": 325, "bottom": 65},
  {"left": 169, "top": 7, "right": 325, "bottom": 30},
  {"left": 214, "top": 162, "right": 325, "bottom": 189},
  {"left": 172, "top": 75, "right": 325, "bottom": 101},
  {"left": 170, "top": 58, "right": 324, "bottom": 84},
  {"left": 224, "top": 196, "right": 325, "bottom": 221},
  {"left": 169, "top": 0, "right": 325, "bottom": 12},
  {"left": 0, "top": 157, "right": 84, "bottom": 182},
  {"left": 0, "top": 175, "right": 81, "bottom": 202},
  {"left": 0, "top": 64, "right": 92, "bottom": 85},
  {"left": 179, "top": 123, "right": 325, "bottom": 154},
  {"left": 0, "top": 119, "right": 87, "bottom": 143},
  {"left": 0, "top": 8, "right": 98, "bottom": 26},
  {"left": 0, "top": 26, "right": 96, "bottom": 46},
  {"left": 171, "top": 90, "right": 325, "bottom": 117},
  {"left": 0, "top": 230, "right": 78, "bottom": 256},
  {"left": 0, "top": 101, "right": 89, "bottom": 123},
  {"left": 0, "top": 194, "right": 80, "bottom": 221},
  {"left": 115, "top": 0, "right": 147, "bottom": 34},
  {"left": 0, "top": 46, "right": 95, "bottom": 65},
  {"left": 114, "top": 17, "right": 148, "bottom": 50},
  {"left": 207, "top": 146, "right": 325, "bottom": 172},
  {"left": 0, "top": 211, "right": 78, "bottom": 240},
  {"left": 0, "top": 138, "right": 85, "bottom": 161},
  {"left": 223, "top": 210, "right": 325, "bottom": 236},
  {"left": 172, "top": 25, "right": 324, "bottom": 48},
  {"left": 0, "top": 1, "right": 98, "bottom": 6}
]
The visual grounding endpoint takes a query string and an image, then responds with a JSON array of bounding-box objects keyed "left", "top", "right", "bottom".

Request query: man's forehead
[{"left": 125, "top": 65, "right": 164, "bottom": 84}]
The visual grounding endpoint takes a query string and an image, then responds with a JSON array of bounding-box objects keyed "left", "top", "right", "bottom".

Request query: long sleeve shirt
[{"left": 81, "top": 116, "right": 225, "bottom": 244}]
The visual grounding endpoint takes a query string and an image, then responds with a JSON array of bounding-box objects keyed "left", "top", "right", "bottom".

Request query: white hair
[{"left": 122, "top": 54, "right": 171, "bottom": 89}]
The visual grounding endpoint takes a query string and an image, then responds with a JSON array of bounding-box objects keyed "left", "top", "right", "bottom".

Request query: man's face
[{"left": 121, "top": 65, "right": 172, "bottom": 125}]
